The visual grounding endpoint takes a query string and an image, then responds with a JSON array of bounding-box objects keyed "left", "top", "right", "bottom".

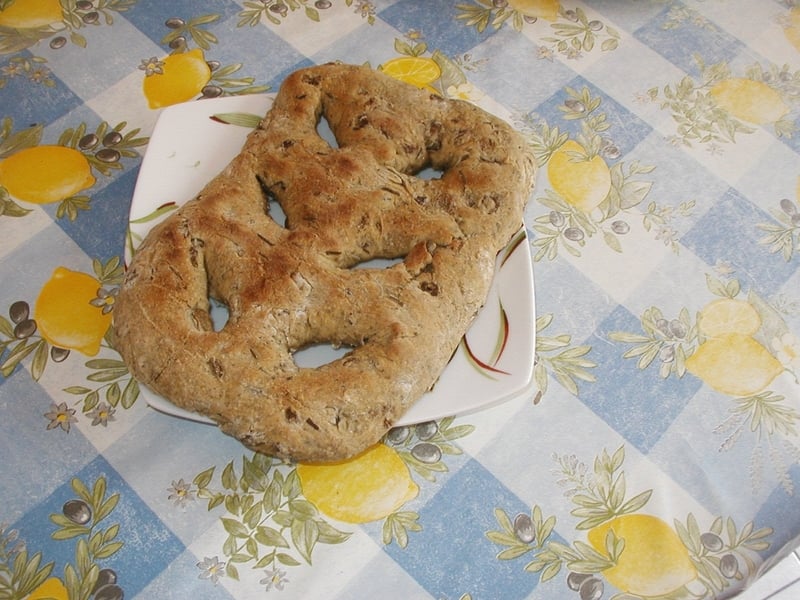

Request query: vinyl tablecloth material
[{"left": 2, "top": 1, "right": 800, "bottom": 599}]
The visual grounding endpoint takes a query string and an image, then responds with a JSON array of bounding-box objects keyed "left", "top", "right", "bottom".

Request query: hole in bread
[
  {"left": 416, "top": 165, "right": 444, "bottom": 180},
  {"left": 268, "top": 194, "right": 288, "bottom": 227},
  {"left": 316, "top": 115, "right": 339, "bottom": 149},
  {"left": 209, "top": 297, "right": 230, "bottom": 331},
  {"left": 351, "top": 256, "right": 404, "bottom": 270},
  {"left": 293, "top": 343, "right": 352, "bottom": 368},
  {"left": 257, "top": 176, "right": 288, "bottom": 227}
]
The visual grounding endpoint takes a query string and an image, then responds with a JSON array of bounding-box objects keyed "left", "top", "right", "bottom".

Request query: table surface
[{"left": 2, "top": 1, "right": 800, "bottom": 599}]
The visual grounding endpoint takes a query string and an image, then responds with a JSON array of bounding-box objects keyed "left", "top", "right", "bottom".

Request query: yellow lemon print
[
  {"left": 26, "top": 576, "right": 69, "bottom": 600},
  {"left": 588, "top": 514, "right": 697, "bottom": 598},
  {"left": 0, "top": 0, "right": 62, "bottom": 29},
  {"left": 686, "top": 333, "right": 784, "bottom": 397},
  {"left": 507, "top": 0, "right": 560, "bottom": 21},
  {"left": 297, "top": 443, "right": 419, "bottom": 524},
  {"left": 0, "top": 145, "right": 95, "bottom": 205},
  {"left": 379, "top": 57, "right": 441, "bottom": 94},
  {"left": 547, "top": 139, "right": 611, "bottom": 212},
  {"left": 697, "top": 298, "right": 761, "bottom": 338},
  {"left": 34, "top": 267, "right": 112, "bottom": 357},
  {"left": 142, "top": 48, "right": 212, "bottom": 109},
  {"left": 708, "top": 78, "right": 789, "bottom": 125},
  {"left": 783, "top": 7, "right": 800, "bottom": 53}
]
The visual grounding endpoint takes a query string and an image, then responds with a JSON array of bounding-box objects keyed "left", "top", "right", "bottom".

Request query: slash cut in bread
[{"left": 113, "top": 63, "right": 535, "bottom": 462}]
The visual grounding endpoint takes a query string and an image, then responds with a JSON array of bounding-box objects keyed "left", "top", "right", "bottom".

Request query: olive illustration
[
  {"left": 600, "top": 139, "right": 620, "bottom": 159},
  {"left": 414, "top": 420, "right": 438, "bottom": 441},
  {"left": 165, "top": 17, "right": 185, "bottom": 29},
  {"left": 95, "top": 148, "right": 121, "bottom": 163},
  {"left": 102, "top": 131, "right": 123, "bottom": 147},
  {"left": 700, "top": 532, "right": 723, "bottom": 552},
  {"left": 549, "top": 210, "right": 566, "bottom": 228},
  {"left": 567, "top": 571, "right": 591, "bottom": 591},
  {"left": 669, "top": 319, "right": 687, "bottom": 339},
  {"left": 63, "top": 499, "right": 92, "bottom": 525},
  {"left": 270, "top": 2, "right": 288, "bottom": 16},
  {"left": 168, "top": 36, "right": 186, "bottom": 50},
  {"left": 719, "top": 553, "right": 739, "bottom": 578},
  {"left": 410, "top": 442, "right": 441, "bottom": 464},
  {"left": 82, "top": 11, "right": 100, "bottom": 24},
  {"left": 93, "top": 568, "right": 117, "bottom": 592},
  {"left": 314, "top": 0, "right": 332, "bottom": 8},
  {"left": 588, "top": 20, "right": 603, "bottom": 31},
  {"left": 76, "top": 0, "right": 93, "bottom": 9},
  {"left": 780, "top": 198, "right": 797, "bottom": 216},
  {"left": 50, "top": 346, "right": 70, "bottom": 362},
  {"left": 9, "top": 300, "right": 29, "bottom": 324},
  {"left": 79, "top": 133, "right": 100, "bottom": 150},
  {"left": 512, "top": 513, "right": 535, "bottom": 543},
  {"left": 655, "top": 318, "right": 671, "bottom": 337},
  {"left": 201, "top": 85, "right": 224, "bottom": 99},
  {"left": 492, "top": 0, "right": 508, "bottom": 7},
  {"left": 659, "top": 344, "right": 675, "bottom": 363},
  {"left": 49, "top": 36, "right": 67, "bottom": 50},
  {"left": 386, "top": 426, "right": 409, "bottom": 444},
  {"left": 610, "top": 220, "right": 629, "bottom": 234},
  {"left": 564, "top": 99, "right": 586, "bottom": 113},
  {"left": 563, "top": 227, "right": 584, "bottom": 242},
  {"left": 13, "top": 319, "right": 36, "bottom": 339},
  {"left": 579, "top": 577, "right": 604, "bottom": 600}
]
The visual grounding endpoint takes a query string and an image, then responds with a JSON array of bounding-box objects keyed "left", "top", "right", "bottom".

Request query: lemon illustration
[
  {"left": 783, "top": 7, "right": 800, "bottom": 52},
  {"left": 588, "top": 514, "right": 697, "bottom": 598},
  {"left": 34, "top": 267, "right": 112, "bottom": 357},
  {"left": 297, "top": 443, "right": 419, "bottom": 524},
  {"left": 379, "top": 57, "right": 441, "bottom": 94},
  {"left": 27, "top": 576, "right": 68, "bottom": 600},
  {"left": 708, "top": 78, "right": 789, "bottom": 125},
  {"left": 142, "top": 48, "right": 212, "bottom": 109},
  {"left": 0, "top": 145, "right": 95, "bottom": 205},
  {"left": 697, "top": 298, "right": 761, "bottom": 339},
  {"left": 686, "top": 333, "right": 783, "bottom": 397},
  {"left": 0, "top": 0, "right": 62, "bottom": 29},
  {"left": 507, "top": 0, "right": 560, "bottom": 21},
  {"left": 547, "top": 139, "right": 611, "bottom": 212}
]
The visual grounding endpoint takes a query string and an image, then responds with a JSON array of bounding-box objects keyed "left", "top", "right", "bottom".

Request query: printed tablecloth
[{"left": 2, "top": 1, "right": 800, "bottom": 598}]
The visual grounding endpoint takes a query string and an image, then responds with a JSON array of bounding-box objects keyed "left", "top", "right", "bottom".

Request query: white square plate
[{"left": 125, "top": 95, "right": 536, "bottom": 427}]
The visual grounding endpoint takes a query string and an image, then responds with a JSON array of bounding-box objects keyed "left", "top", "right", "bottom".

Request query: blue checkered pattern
[{"left": 2, "top": 1, "right": 800, "bottom": 598}]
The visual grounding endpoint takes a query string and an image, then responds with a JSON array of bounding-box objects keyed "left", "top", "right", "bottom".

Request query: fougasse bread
[{"left": 113, "top": 62, "right": 535, "bottom": 462}]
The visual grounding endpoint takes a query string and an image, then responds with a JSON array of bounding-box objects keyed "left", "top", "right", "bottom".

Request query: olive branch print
[
  {"left": 186, "top": 454, "right": 351, "bottom": 584},
  {"left": 237, "top": 0, "right": 376, "bottom": 27},
  {"left": 532, "top": 313, "right": 596, "bottom": 400},
  {"left": 49, "top": 476, "right": 126, "bottom": 600},
  {"left": 758, "top": 195, "right": 800, "bottom": 262},
  {"left": 0, "top": 523, "right": 52, "bottom": 599},
  {"left": 488, "top": 447, "right": 775, "bottom": 598},
  {"left": 383, "top": 418, "right": 474, "bottom": 547},
  {"left": 653, "top": 57, "right": 799, "bottom": 149},
  {"left": 610, "top": 273, "right": 800, "bottom": 492},
  {"left": 455, "top": 2, "right": 620, "bottom": 59},
  {"left": 675, "top": 514, "right": 772, "bottom": 595},
  {"left": 519, "top": 87, "right": 693, "bottom": 260}
]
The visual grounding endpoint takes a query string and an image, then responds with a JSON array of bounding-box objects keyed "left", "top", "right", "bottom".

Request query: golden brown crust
[{"left": 113, "top": 63, "right": 535, "bottom": 462}]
